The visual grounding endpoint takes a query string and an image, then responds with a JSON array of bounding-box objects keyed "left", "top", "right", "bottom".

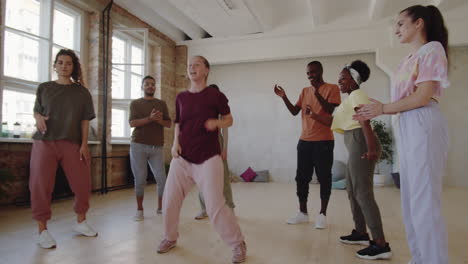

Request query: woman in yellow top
[{"left": 313, "top": 60, "right": 392, "bottom": 260}]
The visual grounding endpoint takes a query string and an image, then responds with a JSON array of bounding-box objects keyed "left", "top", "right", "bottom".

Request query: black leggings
[{"left": 295, "top": 140, "right": 334, "bottom": 203}]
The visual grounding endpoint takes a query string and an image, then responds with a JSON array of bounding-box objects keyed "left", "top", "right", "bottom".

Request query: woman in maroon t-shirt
[{"left": 157, "top": 56, "right": 247, "bottom": 263}]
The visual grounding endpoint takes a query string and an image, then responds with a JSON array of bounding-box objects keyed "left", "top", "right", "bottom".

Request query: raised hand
[
  {"left": 149, "top": 108, "right": 158, "bottom": 121},
  {"left": 154, "top": 111, "right": 163, "bottom": 122},
  {"left": 274, "top": 84, "right": 286, "bottom": 98},
  {"left": 305, "top": 105, "right": 311, "bottom": 115}
]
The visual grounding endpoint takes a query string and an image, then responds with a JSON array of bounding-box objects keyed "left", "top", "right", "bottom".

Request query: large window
[
  {"left": 111, "top": 35, "right": 144, "bottom": 99},
  {"left": 111, "top": 29, "right": 148, "bottom": 139},
  {"left": 1, "top": 0, "right": 83, "bottom": 133}
]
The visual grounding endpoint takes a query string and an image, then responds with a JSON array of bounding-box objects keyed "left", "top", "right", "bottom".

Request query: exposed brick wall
[
  {"left": 0, "top": 143, "right": 101, "bottom": 204},
  {"left": 175, "top": 46, "right": 189, "bottom": 95},
  {"left": 0, "top": 145, "right": 31, "bottom": 204},
  {"left": 108, "top": 144, "right": 131, "bottom": 187}
]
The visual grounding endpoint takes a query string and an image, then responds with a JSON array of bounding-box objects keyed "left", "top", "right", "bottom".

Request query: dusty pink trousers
[
  {"left": 30, "top": 140, "right": 91, "bottom": 221},
  {"left": 163, "top": 155, "right": 244, "bottom": 248}
]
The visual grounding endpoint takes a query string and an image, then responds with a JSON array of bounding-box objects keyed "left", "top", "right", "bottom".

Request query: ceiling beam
[
  {"left": 368, "top": 0, "right": 387, "bottom": 21},
  {"left": 114, "top": 0, "right": 186, "bottom": 41},
  {"left": 307, "top": 0, "right": 326, "bottom": 27},
  {"left": 241, "top": 0, "right": 270, "bottom": 32},
  {"left": 138, "top": 0, "right": 207, "bottom": 40}
]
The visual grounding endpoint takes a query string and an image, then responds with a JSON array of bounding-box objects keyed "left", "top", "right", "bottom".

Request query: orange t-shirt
[{"left": 295, "top": 83, "right": 341, "bottom": 141}]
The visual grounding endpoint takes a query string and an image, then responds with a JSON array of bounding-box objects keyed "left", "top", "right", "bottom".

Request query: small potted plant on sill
[{"left": 371, "top": 120, "right": 394, "bottom": 187}]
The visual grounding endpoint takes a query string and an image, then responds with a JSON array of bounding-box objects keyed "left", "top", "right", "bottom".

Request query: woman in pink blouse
[{"left": 354, "top": 5, "right": 449, "bottom": 264}]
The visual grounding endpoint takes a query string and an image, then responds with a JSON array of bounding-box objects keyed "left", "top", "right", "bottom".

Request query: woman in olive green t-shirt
[{"left": 30, "top": 49, "right": 97, "bottom": 249}]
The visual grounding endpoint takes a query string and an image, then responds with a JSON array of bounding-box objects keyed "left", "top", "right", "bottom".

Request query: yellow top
[{"left": 331, "top": 89, "right": 370, "bottom": 134}]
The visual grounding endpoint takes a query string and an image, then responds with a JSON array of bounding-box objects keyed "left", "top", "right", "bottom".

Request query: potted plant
[{"left": 371, "top": 120, "right": 394, "bottom": 187}]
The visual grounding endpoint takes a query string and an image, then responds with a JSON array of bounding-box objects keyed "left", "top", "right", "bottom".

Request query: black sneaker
[
  {"left": 356, "top": 240, "right": 392, "bottom": 260},
  {"left": 339, "top": 229, "right": 370, "bottom": 245}
]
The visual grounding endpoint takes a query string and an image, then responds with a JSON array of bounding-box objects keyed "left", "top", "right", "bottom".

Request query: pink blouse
[{"left": 391, "top": 41, "right": 449, "bottom": 102}]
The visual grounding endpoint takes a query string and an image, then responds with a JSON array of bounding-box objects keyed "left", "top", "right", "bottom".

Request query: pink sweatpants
[
  {"left": 30, "top": 140, "right": 91, "bottom": 221},
  {"left": 163, "top": 155, "right": 244, "bottom": 248}
]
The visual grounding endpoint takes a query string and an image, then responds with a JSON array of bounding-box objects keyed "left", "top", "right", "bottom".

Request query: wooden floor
[{"left": 1, "top": 183, "right": 467, "bottom": 264}]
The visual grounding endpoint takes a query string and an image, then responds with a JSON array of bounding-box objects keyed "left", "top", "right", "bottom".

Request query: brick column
[{"left": 87, "top": 11, "right": 114, "bottom": 190}]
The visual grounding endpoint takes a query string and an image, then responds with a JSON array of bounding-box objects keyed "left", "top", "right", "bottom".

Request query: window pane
[
  {"left": 53, "top": 8, "right": 76, "bottom": 49},
  {"left": 131, "top": 74, "right": 143, "bottom": 99},
  {"left": 51, "top": 46, "right": 60, "bottom": 80},
  {"left": 131, "top": 45, "right": 142, "bottom": 65},
  {"left": 4, "top": 31, "right": 39, "bottom": 81},
  {"left": 111, "top": 68, "right": 125, "bottom": 99},
  {"left": 5, "top": 0, "right": 41, "bottom": 35},
  {"left": 131, "top": 65, "right": 143, "bottom": 75},
  {"left": 111, "top": 109, "right": 125, "bottom": 138},
  {"left": 112, "top": 36, "right": 125, "bottom": 64},
  {"left": 2, "top": 90, "right": 36, "bottom": 134}
]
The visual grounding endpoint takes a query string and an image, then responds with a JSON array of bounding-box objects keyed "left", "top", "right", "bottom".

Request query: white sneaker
[
  {"left": 314, "top": 213, "right": 327, "bottom": 229},
  {"left": 286, "top": 212, "right": 309, "bottom": 224},
  {"left": 134, "top": 210, "right": 144, "bottom": 221},
  {"left": 73, "top": 220, "right": 98, "bottom": 237},
  {"left": 37, "top": 230, "right": 57, "bottom": 249}
]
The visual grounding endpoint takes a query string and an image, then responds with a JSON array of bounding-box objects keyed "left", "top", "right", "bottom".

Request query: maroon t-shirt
[{"left": 175, "top": 86, "right": 231, "bottom": 164}]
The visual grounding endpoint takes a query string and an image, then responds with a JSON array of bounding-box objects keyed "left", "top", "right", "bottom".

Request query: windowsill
[
  {"left": 110, "top": 139, "right": 131, "bottom": 145},
  {"left": 0, "top": 138, "right": 101, "bottom": 144}
]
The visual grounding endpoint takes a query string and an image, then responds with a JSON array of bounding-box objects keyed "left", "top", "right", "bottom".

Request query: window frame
[
  {"left": 111, "top": 28, "right": 149, "bottom": 140},
  {"left": 0, "top": 0, "right": 85, "bottom": 126},
  {"left": 111, "top": 104, "right": 131, "bottom": 140}
]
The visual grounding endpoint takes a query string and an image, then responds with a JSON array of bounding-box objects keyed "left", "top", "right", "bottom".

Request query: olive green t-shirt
[
  {"left": 32, "top": 81, "right": 96, "bottom": 144},
  {"left": 129, "top": 98, "right": 170, "bottom": 146}
]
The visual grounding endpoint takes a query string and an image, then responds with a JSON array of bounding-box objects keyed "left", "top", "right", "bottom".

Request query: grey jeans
[
  {"left": 130, "top": 142, "right": 166, "bottom": 197},
  {"left": 344, "top": 128, "right": 385, "bottom": 240}
]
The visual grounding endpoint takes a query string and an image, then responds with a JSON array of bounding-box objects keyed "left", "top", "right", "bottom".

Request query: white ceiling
[{"left": 114, "top": 0, "right": 467, "bottom": 42}]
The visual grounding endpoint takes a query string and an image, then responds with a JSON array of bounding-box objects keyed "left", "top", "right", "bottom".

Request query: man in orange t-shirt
[{"left": 274, "top": 61, "right": 341, "bottom": 229}]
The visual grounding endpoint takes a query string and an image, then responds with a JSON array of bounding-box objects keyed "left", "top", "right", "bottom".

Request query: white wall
[
  {"left": 210, "top": 47, "right": 468, "bottom": 187},
  {"left": 209, "top": 53, "right": 390, "bottom": 182},
  {"left": 440, "top": 46, "right": 468, "bottom": 187}
]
